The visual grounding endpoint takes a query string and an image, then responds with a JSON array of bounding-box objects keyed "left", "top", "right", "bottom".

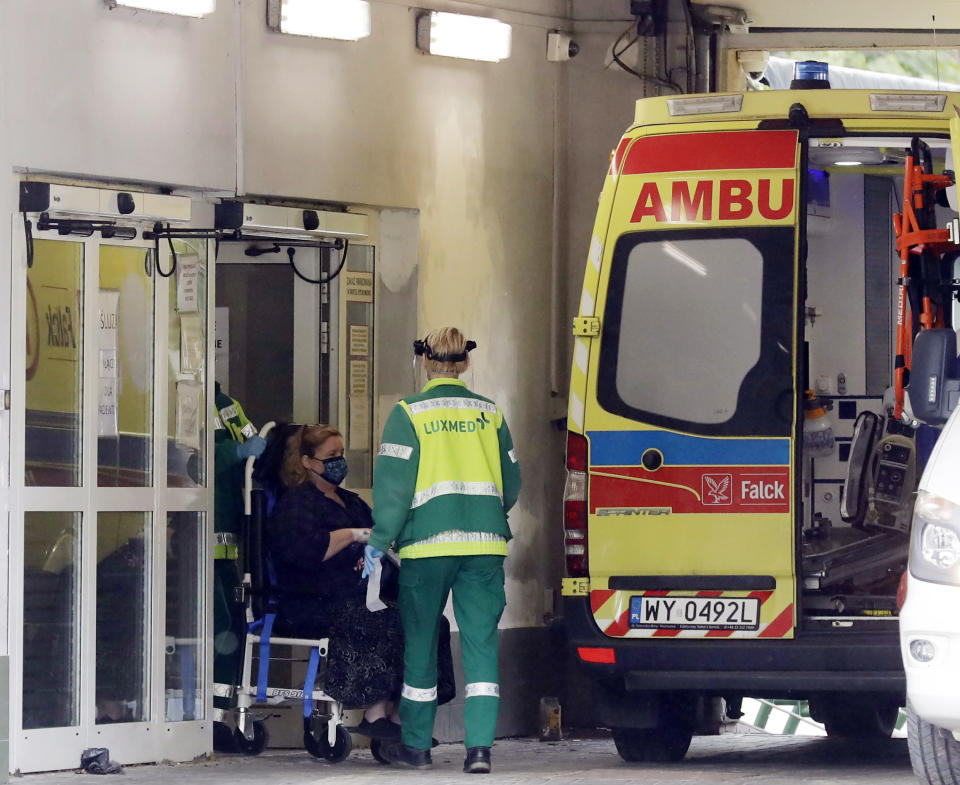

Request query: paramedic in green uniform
[
  {"left": 364, "top": 327, "right": 521, "bottom": 773},
  {"left": 212, "top": 382, "right": 265, "bottom": 748}
]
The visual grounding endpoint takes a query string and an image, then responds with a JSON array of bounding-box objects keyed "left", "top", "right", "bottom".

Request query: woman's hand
[{"left": 323, "top": 527, "right": 370, "bottom": 561}]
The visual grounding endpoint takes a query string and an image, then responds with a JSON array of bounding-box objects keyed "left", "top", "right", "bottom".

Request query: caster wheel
[
  {"left": 234, "top": 721, "right": 268, "bottom": 755},
  {"left": 304, "top": 723, "right": 353, "bottom": 763},
  {"left": 370, "top": 738, "right": 392, "bottom": 765}
]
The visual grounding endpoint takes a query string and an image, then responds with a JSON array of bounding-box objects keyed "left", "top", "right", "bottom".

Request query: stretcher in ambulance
[{"left": 562, "top": 86, "right": 960, "bottom": 761}]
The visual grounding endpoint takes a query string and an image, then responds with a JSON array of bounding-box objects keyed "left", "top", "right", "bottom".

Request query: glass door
[{"left": 9, "top": 215, "right": 212, "bottom": 772}]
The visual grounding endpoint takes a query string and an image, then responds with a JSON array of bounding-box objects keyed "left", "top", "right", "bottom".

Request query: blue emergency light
[{"left": 791, "top": 60, "right": 831, "bottom": 89}]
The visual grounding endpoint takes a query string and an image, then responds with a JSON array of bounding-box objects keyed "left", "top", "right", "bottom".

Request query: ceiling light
[
  {"left": 106, "top": 0, "right": 215, "bottom": 17},
  {"left": 266, "top": 0, "right": 371, "bottom": 41},
  {"left": 415, "top": 11, "right": 511, "bottom": 62}
]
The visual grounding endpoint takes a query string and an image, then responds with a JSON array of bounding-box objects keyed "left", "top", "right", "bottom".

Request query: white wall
[{"left": 1, "top": 1, "right": 237, "bottom": 191}]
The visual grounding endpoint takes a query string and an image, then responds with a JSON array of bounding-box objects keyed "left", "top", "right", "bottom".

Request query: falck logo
[{"left": 702, "top": 473, "right": 732, "bottom": 505}]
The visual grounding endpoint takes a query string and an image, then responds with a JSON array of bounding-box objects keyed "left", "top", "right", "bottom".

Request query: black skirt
[
  {"left": 323, "top": 597, "right": 405, "bottom": 707},
  {"left": 276, "top": 594, "right": 455, "bottom": 708}
]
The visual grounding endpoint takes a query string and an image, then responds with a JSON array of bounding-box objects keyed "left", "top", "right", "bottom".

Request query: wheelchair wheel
[
  {"left": 370, "top": 738, "right": 392, "bottom": 765},
  {"left": 304, "top": 723, "right": 353, "bottom": 763},
  {"left": 234, "top": 721, "right": 268, "bottom": 755},
  {"left": 326, "top": 724, "right": 353, "bottom": 763}
]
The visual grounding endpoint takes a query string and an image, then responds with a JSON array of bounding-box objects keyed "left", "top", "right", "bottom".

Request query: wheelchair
[{"left": 228, "top": 421, "right": 384, "bottom": 763}]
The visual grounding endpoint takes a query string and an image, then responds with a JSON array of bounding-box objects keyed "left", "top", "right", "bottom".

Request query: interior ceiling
[{"left": 691, "top": 0, "right": 960, "bottom": 30}]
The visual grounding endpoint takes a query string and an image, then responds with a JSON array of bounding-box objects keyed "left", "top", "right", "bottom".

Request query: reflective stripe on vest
[
  {"left": 379, "top": 442, "right": 414, "bottom": 460},
  {"left": 411, "top": 481, "right": 501, "bottom": 509}
]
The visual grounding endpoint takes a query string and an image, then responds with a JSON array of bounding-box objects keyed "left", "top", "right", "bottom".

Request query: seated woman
[{"left": 268, "top": 424, "right": 403, "bottom": 739}]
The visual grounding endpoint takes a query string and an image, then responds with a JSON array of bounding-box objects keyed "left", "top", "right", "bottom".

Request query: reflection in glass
[
  {"left": 25, "top": 240, "right": 84, "bottom": 487},
  {"left": 168, "top": 241, "right": 207, "bottom": 489},
  {"left": 166, "top": 512, "right": 205, "bottom": 721},
  {"left": 23, "top": 512, "right": 80, "bottom": 729},
  {"left": 98, "top": 246, "right": 155, "bottom": 487},
  {"left": 615, "top": 238, "right": 763, "bottom": 424},
  {"left": 96, "top": 512, "right": 151, "bottom": 723}
]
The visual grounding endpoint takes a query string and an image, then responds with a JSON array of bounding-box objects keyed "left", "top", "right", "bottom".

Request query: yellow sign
[
  {"left": 26, "top": 240, "right": 83, "bottom": 414},
  {"left": 344, "top": 271, "right": 374, "bottom": 302}
]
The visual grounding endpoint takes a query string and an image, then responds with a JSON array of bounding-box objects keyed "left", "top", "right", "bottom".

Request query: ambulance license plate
[{"left": 629, "top": 595, "right": 760, "bottom": 631}]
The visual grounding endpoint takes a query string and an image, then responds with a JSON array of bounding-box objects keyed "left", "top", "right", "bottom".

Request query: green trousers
[
  {"left": 213, "top": 558, "right": 245, "bottom": 711},
  {"left": 398, "top": 554, "right": 506, "bottom": 750}
]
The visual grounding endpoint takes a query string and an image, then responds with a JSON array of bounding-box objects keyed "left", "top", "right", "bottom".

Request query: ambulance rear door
[{"left": 586, "top": 127, "right": 802, "bottom": 641}]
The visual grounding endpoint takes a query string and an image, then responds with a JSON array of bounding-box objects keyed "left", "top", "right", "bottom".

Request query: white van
[{"left": 900, "top": 405, "right": 960, "bottom": 785}]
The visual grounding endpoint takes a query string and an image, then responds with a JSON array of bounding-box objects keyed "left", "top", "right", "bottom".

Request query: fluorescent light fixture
[
  {"left": 416, "top": 11, "right": 511, "bottom": 62},
  {"left": 667, "top": 94, "right": 743, "bottom": 116},
  {"left": 266, "top": 0, "right": 371, "bottom": 41},
  {"left": 869, "top": 93, "right": 946, "bottom": 112},
  {"left": 106, "top": 0, "right": 215, "bottom": 16},
  {"left": 833, "top": 160, "right": 863, "bottom": 166}
]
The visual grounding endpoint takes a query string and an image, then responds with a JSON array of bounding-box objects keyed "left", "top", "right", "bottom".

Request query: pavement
[{"left": 19, "top": 729, "right": 917, "bottom": 785}]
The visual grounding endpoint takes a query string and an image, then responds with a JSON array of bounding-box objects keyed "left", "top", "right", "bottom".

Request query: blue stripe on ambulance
[{"left": 587, "top": 430, "right": 791, "bottom": 467}]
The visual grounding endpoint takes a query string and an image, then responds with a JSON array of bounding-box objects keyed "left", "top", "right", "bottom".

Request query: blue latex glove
[
  {"left": 237, "top": 435, "right": 266, "bottom": 460},
  {"left": 362, "top": 544, "right": 384, "bottom": 579}
]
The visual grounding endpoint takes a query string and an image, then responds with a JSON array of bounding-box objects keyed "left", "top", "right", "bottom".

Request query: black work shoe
[
  {"left": 382, "top": 742, "right": 432, "bottom": 769},
  {"left": 356, "top": 718, "right": 401, "bottom": 740},
  {"left": 463, "top": 746, "right": 491, "bottom": 774}
]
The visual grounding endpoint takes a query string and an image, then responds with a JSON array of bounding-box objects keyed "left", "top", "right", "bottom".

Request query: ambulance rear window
[{"left": 597, "top": 227, "right": 795, "bottom": 437}]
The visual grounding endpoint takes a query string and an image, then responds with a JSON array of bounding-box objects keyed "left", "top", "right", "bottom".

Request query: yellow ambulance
[{"left": 563, "top": 83, "right": 960, "bottom": 761}]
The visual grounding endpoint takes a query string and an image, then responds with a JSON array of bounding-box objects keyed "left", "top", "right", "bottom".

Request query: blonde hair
[
  {"left": 281, "top": 424, "right": 342, "bottom": 487},
  {"left": 422, "top": 326, "right": 471, "bottom": 376}
]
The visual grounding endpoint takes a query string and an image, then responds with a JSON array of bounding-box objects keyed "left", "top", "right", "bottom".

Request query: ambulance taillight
[{"left": 564, "top": 432, "right": 588, "bottom": 577}]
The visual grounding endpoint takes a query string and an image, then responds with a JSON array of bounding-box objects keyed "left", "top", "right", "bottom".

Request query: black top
[{"left": 267, "top": 483, "right": 373, "bottom": 606}]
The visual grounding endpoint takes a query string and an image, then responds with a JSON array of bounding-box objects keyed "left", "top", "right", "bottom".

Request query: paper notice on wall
[
  {"left": 215, "top": 306, "right": 230, "bottom": 390},
  {"left": 350, "top": 360, "right": 369, "bottom": 396},
  {"left": 177, "top": 254, "right": 200, "bottom": 313},
  {"left": 349, "top": 325, "right": 370, "bottom": 356},
  {"left": 180, "top": 313, "right": 205, "bottom": 375},
  {"left": 176, "top": 381, "right": 203, "bottom": 450},
  {"left": 349, "top": 395, "right": 371, "bottom": 451},
  {"left": 98, "top": 290, "right": 120, "bottom": 437},
  {"left": 98, "top": 379, "right": 118, "bottom": 437},
  {"left": 343, "top": 271, "right": 374, "bottom": 302}
]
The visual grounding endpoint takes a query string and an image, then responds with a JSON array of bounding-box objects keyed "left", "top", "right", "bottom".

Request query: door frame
[{"left": 7, "top": 213, "right": 214, "bottom": 772}]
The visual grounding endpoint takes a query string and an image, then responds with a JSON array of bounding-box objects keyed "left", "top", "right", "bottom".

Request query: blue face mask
[{"left": 320, "top": 456, "right": 349, "bottom": 486}]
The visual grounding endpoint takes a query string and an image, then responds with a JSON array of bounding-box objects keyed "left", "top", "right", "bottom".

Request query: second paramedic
[
  {"left": 212, "top": 382, "right": 265, "bottom": 747},
  {"left": 365, "top": 327, "right": 521, "bottom": 773}
]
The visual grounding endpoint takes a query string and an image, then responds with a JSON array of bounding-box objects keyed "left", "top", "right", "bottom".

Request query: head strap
[{"left": 413, "top": 338, "right": 477, "bottom": 363}]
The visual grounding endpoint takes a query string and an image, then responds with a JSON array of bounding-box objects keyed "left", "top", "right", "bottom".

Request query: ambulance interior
[{"left": 800, "top": 134, "right": 959, "bottom": 620}]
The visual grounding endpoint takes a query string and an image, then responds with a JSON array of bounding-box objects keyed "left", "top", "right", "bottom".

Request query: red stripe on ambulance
[
  {"left": 758, "top": 604, "right": 795, "bottom": 638},
  {"left": 606, "top": 609, "right": 633, "bottom": 637},
  {"left": 590, "top": 466, "right": 790, "bottom": 514},
  {"left": 611, "top": 137, "right": 632, "bottom": 176},
  {"left": 591, "top": 589, "right": 615, "bottom": 613},
  {"left": 621, "top": 130, "right": 798, "bottom": 175}
]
